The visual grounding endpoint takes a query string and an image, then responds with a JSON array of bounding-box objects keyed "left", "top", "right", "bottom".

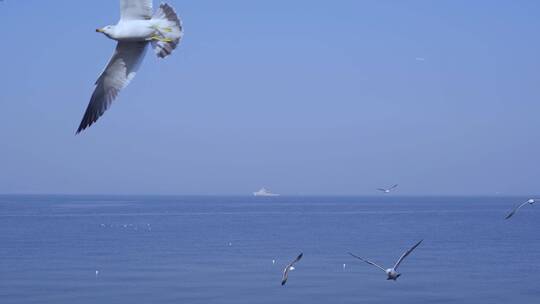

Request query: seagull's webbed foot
[
  {"left": 150, "top": 24, "right": 173, "bottom": 33},
  {"left": 150, "top": 35, "right": 173, "bottom": 43}
]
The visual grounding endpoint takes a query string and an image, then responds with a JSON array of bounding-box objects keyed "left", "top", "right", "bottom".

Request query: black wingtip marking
[
  {"left": 76, "top": 124, "right": 85, "bottom": 135},
  {"left": 76, "top": 117, "right": 92, "bottom": 135}
]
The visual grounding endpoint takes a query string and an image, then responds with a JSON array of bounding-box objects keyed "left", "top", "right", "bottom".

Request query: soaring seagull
[
  {"left": 377, "top": 184, "right": 398, "bottom": 194},
  {"left": 506, "top": 199, "right": 536, "bottom": 219},
  {"left": 77, "top": 0, "right": 183, "bottom": 134},
  {"left": 349, "top": 240, "right": 423, "bottom": 281},
  {"left": 281, "top": 253, "right": 303, "bottom": 286}
]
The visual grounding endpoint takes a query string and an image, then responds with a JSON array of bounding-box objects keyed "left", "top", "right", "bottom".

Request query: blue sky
[{"left": 0, "top": 0, "right": 539, "bottom": 195}]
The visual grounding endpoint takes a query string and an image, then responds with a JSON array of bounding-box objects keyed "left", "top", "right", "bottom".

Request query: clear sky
[{"left": 0, "top": 0, "right": 539, "bottom": 195}]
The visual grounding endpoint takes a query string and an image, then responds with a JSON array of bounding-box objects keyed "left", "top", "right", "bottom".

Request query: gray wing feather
[
  {"left": 292, "top": 252, "right": 303, "bottom": 264},
  {"left": 348, "top": 252, "right": 386, "bottom": 272},
  {"left": 120, "top": 0, "right": 153, "bottom": 20},
  {"left": 393, "top": 240, "right": 423, "bottom": 270},
  {"left": 281, "top": 268, "right": 289, "bottom": 286},
  {"left": 505, "top": 200, "right": 530, "bottom": 219},
  {"left": 77, "top": 42, "right": 147, "bottom": 133}
]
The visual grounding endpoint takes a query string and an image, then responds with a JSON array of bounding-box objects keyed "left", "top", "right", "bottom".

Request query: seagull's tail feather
[{"left": 151, "top": 3, "right": 183, "bottom": 58}]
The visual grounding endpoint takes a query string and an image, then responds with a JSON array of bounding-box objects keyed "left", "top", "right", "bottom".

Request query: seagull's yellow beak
[{"left": 96, "top": 28, "right": 104, "bottom": 33}]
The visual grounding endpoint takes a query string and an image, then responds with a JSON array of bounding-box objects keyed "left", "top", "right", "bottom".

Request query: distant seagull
[
  {"left": 349, "top": 240, "right": 423, "bottom": 281},
  {"left": 505, "top": 199, "right": 536, "bottom": 219},
  {"left": 377, "top": 184, "right": 398, "bottom": 193},
  {"left": 281, "top": 253, "right": 303, "bottom": 286},
  {"left": 76, "top": 0, "right": 184, "bottom": 133}
]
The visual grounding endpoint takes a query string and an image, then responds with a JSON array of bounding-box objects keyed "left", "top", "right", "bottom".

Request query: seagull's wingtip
[
  {"left": 75, "top": 127, "right": 86, "bottom": 135},
  {"left": 76, "top": 118, "right": 94, "bottom": 134},
  {"left": 76, "top": 120, "right": 88, "bottom": 134}
]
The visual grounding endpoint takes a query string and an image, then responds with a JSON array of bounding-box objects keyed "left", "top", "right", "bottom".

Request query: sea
[{"left": 0, "top": 195, "right": 539, "bottom": 304}]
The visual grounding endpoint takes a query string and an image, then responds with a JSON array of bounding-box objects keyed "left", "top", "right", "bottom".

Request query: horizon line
[{"left": 0, "top": 193, "right": 536, "bottom": 197}]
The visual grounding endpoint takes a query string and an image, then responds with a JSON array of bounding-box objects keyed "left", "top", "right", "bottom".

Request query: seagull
[
  {"left": 377, "top": 184, "right": 398, "bottom": 194},
  {"left": 281, "top": 253, "right": 303, "bottom": 286},
  {"left": 505, "top": 199, "right": 536, "bottom": 219},
  {"left": 349, "top": 240, "right": 423, "bottom": 281},
  {"left": 76, "top": 0, "right": 184, "bottom": 134}
]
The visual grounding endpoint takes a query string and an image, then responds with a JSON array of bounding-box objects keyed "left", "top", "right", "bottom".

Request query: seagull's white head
[
  {"left": 96, "top": 25, "right": 115, "bottom": 38},
  {"left": 528, "top": 199, "right": 535, "bottom": 204}
]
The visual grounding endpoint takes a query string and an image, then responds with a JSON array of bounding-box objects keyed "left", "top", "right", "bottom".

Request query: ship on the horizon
[{"left": 253, "top": 187, "right": 280, "bottom": 197}]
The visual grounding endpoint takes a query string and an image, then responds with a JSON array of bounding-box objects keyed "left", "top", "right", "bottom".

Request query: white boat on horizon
[{"left": 253, "top": 188, "right": 280, "bottom": 197}]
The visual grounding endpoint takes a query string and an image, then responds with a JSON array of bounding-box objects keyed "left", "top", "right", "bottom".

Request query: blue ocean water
[{"left": 0, "top": 195, "right": 539, "bottom": 304}]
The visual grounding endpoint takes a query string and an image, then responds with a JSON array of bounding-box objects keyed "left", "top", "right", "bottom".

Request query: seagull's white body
[
  {"left": 77, "top": 0, "right": 184, "bottom": 133},
  {"left": 349, "top": 240, "right": 423, "bottom": 281},
  {"left": 104, "top": 20, "right": 159, "bottom": 41},
  {"left": 377, "top": 184, "right": 398, "bottom": 194},
  {"left": 385, "top": 268, "right": 400, "bottom": 280}
]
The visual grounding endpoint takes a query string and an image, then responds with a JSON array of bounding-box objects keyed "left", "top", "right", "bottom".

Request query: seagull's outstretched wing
[
  {"left": 376, "top": 188, "right": 387, "bottom": 192},
  {"left": 281, "top": 253, "right": 303, "bottom": 286},
  {"left": 505, "top": 200, "right": 531, "bottom": 219},
  {"left": 77, "top": 42, "right": 147, "bottom": 133},
  {"left": 393, "top": 240, "right": 423, "bottom": 270},
  {"left": 390, "top": 184, "right": 398, "bottom": 190},
  {"left": 120, "top": 0, "right": 152, "bottom": 20},
  {"left": 348, "top": 252, "right": 386, "bottom": 272}
]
